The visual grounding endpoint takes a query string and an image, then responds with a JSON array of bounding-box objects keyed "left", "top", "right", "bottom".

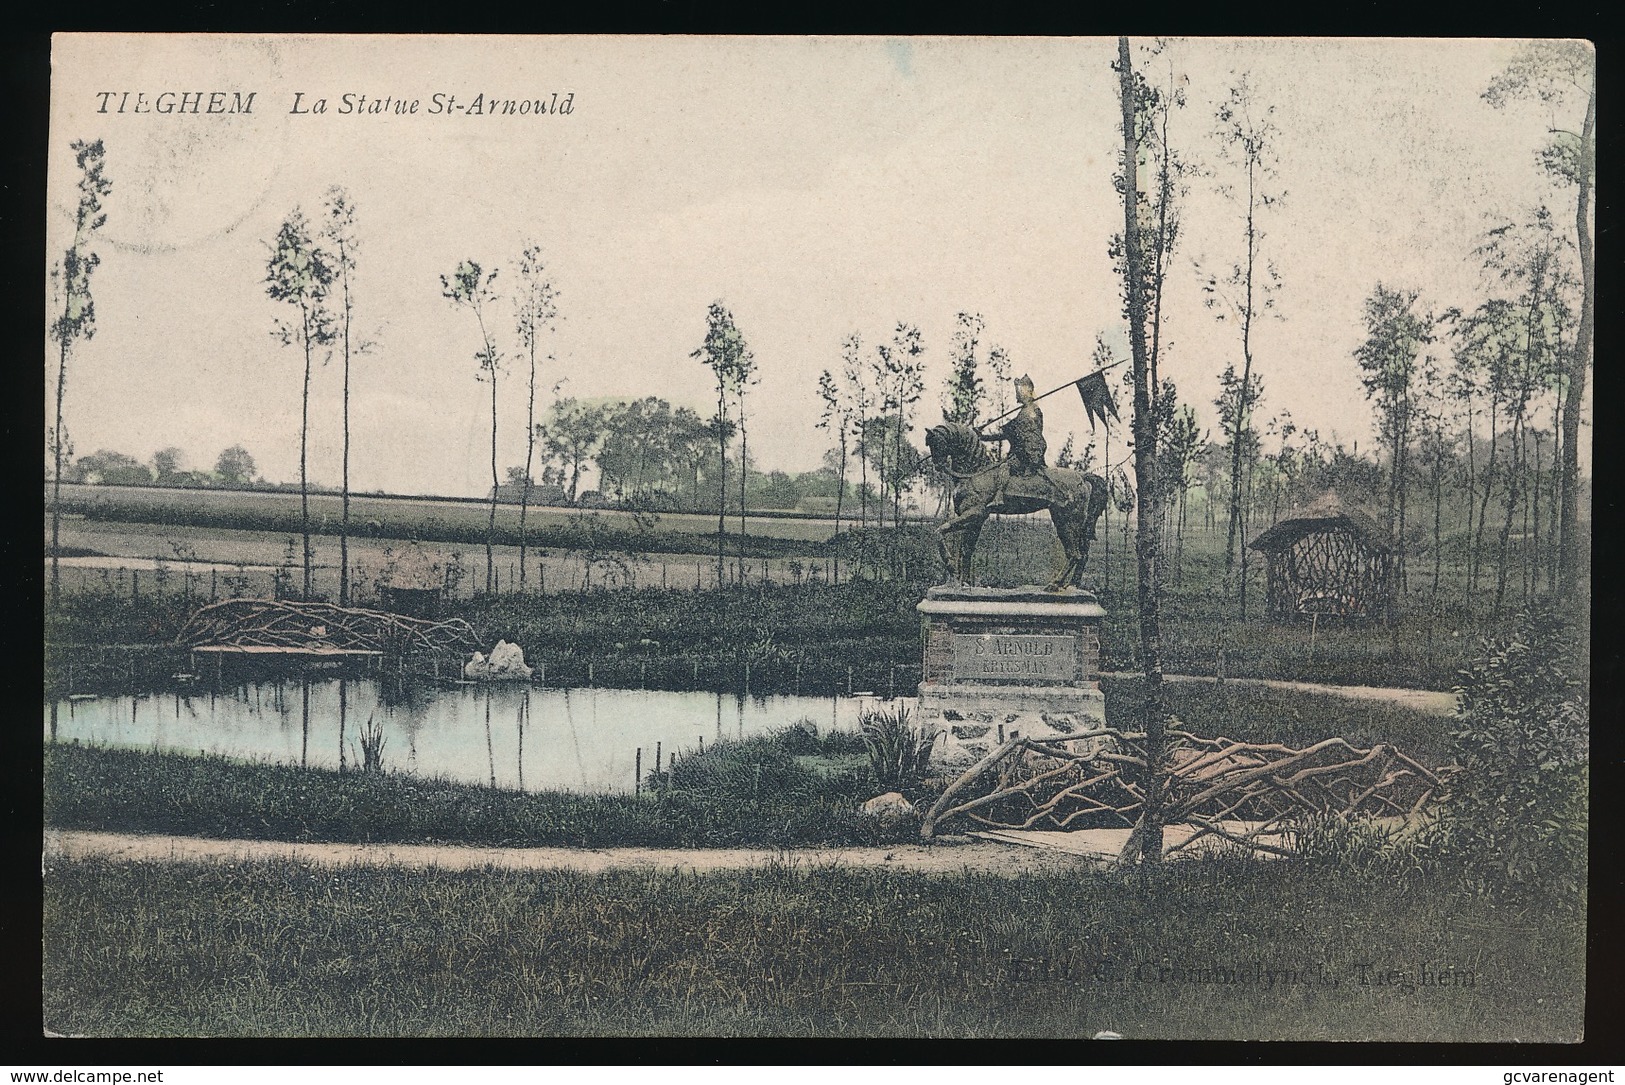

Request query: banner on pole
[{"left": 1075, "top": 371, "right": 1120, "bottom": 431}]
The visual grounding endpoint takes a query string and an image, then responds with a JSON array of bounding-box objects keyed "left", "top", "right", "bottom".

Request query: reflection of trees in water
[
  {"left": 57, "top": 677, "right": 861, "bottom": 792},
  {"left": 560, "top": 687, "right": 588, "bottom": 790},
  {"left": 516, "top": 690, "right": 528, "bottom": 792},
  {"left": 376, "top": 676, "right": 431, "bottom": 711},
  {"left": 484, "top": 693, "right": 496, "bottom": 789},
  {"left": 378, "top": 677, "right": 433, "bottom": 765},
  {"left": 338, "top": 679, "right": 347, "bottom": 774},
  {"left": 170, "top": 692, "right": 201, "bottom": 724}
]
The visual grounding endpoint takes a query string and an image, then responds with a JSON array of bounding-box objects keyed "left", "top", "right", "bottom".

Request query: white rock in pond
[
  {"left": 860, "top": 792, "right": 917, "bottom": 820},
  {"left": 464, "top": 641, "right": 534, "bottom": 681},
  {"left": 488, "top": 640, "right": 533, "bottom": 679}
]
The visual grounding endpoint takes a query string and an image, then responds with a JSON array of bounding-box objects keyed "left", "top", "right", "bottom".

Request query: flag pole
[{"left": 975, "top": 357, "right": 1128, "bottom": 431}]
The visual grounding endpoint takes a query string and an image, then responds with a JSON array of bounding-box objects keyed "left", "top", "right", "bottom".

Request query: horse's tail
[{"left": 1084, "top": 473, "right": 1109, "bottom": 540}]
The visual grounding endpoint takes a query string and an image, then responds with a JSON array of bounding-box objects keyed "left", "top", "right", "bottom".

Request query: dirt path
[
  {"left": 44, "top": 829, "right": 1100, "bottom": 877},
  {"left": 1103, "top": 671, "right": 1458, "bottom": 715}
]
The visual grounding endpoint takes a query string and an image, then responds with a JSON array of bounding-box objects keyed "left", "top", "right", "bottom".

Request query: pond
[{"left": 43, "top": 681, "right": 895, "bottom": 793}]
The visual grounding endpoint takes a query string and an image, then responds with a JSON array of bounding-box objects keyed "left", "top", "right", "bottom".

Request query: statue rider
[{"left": 981, "top": 373, "right": 1047, "bottom": 480}]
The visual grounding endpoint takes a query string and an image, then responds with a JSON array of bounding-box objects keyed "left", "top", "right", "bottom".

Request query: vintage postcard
[{"left": 42, "top": 34, "right": 1591, "bottom": 1040}]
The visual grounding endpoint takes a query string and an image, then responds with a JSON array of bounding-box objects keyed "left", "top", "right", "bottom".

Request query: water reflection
[{"left": 45, "top": 681, "right": 891, "bottom": 794}]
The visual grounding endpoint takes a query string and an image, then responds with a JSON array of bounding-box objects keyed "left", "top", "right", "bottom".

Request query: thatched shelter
[
  {"left": 378, "top": 543, "right": 446, "bottom": 618},
  {"left": 1248, "top": 492, "right": 1394, "bottom": 620}
]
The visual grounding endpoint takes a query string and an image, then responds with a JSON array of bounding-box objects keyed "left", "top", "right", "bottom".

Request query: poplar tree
[
  {"left": 816, "top": 367, "right": 850, "bottom": 577},
  {"left": 1355, "top": 283, "right": 1435, "bottom": 604},
  {"left": 691, "top": 303, "right": 753, "bottom": 586},
  {"left": 442, "top": 260, "right": 503, "bottom": 593},
  {"left": 840, "top": 334, "right": 873, "bottom": 529},
  {"left": 942, "top": 311, "right": 987, "bottom": 426},
  {"left": 1115, "top": 37, "right": 1170, "bottom": 865},
  {"left": 1484, "top": 41, "right": 1594, "bottom": 606},
  {"left": 514, "top": 243, "right": 560, "bottom": 592},
  {"left": 874, "top": 322, "right": 926, "bottom": 528},
  {"left": 320, "top": 187, "right": 369, "bottom": 606},
  {"left": 49, "top": 139, "right": 111, "bottom": 607},
  {"left": 266, "top": 207, "right": 336, "bottom": 600},
  {"left": 1201, "top": 72, "right": 1283, "bottom": 614}
]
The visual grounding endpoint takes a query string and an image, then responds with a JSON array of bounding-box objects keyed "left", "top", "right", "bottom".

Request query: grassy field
[
  {"left": 49, "top": 482, "right": 845, "bottom": 546},
  {"left": 41, "top": 852, "right": 1585, "bottom": 1038},
  {"left": 46, "top": 515, "right": 836, "bottom": 603}
]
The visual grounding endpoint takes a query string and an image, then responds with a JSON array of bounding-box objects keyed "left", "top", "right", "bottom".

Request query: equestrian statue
[{"left": 924, "top": 374, "right": 1109, "bottom": 593}]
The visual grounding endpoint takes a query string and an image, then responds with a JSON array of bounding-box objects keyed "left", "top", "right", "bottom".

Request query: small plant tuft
[
  {"left": 354, "top": 711, "right": 388, "bottom": 775},
  {"left": 860, "top": 704, "right": 940, "bottom": 792}
]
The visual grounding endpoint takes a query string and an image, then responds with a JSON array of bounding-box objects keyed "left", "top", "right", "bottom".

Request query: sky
[{"left": 46, "top": 35, "right": 1592, "bottom": 498}]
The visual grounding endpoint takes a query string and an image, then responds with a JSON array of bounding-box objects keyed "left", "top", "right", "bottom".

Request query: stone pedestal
[{"left": 916, "top": 585, "right": 1107, "bottom": 766}]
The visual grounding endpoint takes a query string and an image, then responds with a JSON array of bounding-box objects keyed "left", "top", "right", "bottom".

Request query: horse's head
[{"left": 925, "top": 422, "right": 980, "bottom": 468}]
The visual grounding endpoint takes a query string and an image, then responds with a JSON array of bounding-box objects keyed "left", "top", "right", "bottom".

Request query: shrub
[
  {"left": 1292, "top": 813, "right": 1416, "bottom": 877},
  {"left": 1428, "top": 610, "right": 1588, "bottom": 898}
]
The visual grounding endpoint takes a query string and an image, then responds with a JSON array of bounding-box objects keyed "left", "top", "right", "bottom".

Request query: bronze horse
[{"left": 924, "top": 422, "right": 1109, "bottom": 592}]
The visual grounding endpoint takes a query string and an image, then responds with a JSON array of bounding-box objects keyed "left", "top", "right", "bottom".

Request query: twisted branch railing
[
  {"left": 175, "top": 600, "right": 478, "bottom": 658},
  {"left": 919, "top": 726, "right": 1448, "bottom": 862}
]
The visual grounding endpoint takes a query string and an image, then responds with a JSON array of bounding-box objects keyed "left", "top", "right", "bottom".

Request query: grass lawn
[
  {"left": 43, "top": 730, "right": 893, "bottom": 849},
  {"left": 41, "top": 853, "right": 1585, "bottom": 1039}
]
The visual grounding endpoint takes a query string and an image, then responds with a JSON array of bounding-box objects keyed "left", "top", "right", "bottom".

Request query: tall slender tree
[
  {"left": 840, "top": 334, "right": 873, "bottom": 529},
  {"left": 1109, "top": 40, "right": 1192, "bottom": 414},
  {"left": 514, "top": 243, "right": 560, "bottom": 593},
  {"left": 691, "top": 303, "right": 753, "bottom": 586},
  {"left": 816, "top": 367, "right": 850, "bottom": 580},
  {"left": 442, "top": 260, "right": 503, "bottom": 593},
  {"left": 1484, "top": 41, "right": 1594, "bottom": 605},
  {"left": 874, "top": 322, "right": 926, "bottom": 528},
  {"left": 1115, "top": 37, "right": 1170, "bottom": 866},
  {"left": 1443, "top": 322, "right": 1483, "bottom": 598},
  {"left": 942, "top": 311, "right": 987, "bottom": 426},
  {"left": 1452, "top": 301, "right": 1516, "bottom": 603},
  {"left": 1201, "top": 72, "right": 1283, "bottom": 612},
  {"left": 49, "top": 139, "right": 111, "bottom": 607},
  {"left": 733, "top": 327, "right": 760, "bottom": 582},
  {"left": 320, "top": 187, "right": 370, "bottom": 606},
  {"left": 266, "top": 207, "right": 336, "bottom": 600},
  {"left": 1477, "top": 210, "right": 1574, "bottom": 617},
  {"left": 986, "top": 345, "right": 1013, "bottom": 418},
  {"left": 1354, "top": 283, "right": 1435, "bottom": 604}
]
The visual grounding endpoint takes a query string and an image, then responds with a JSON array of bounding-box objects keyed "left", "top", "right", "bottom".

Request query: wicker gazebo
[
  {"left": 1248, "top": 492, "right": 1394, "bottom": 621},
  {"left": 378, "top": 543, "right": 446, "bottom": 619}
]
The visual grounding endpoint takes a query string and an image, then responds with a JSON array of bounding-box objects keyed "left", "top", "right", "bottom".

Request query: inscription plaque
[{"left": 952, "top": 633, "right": 1074, "bottom": 682}]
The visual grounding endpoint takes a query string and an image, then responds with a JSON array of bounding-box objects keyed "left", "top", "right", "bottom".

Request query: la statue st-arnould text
[{"left": 289, "top": 91, "right": 575, "bottom": 116}]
